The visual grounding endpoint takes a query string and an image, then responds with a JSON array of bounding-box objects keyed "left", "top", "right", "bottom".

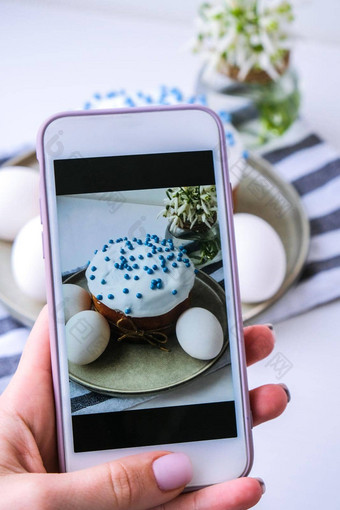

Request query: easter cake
[{"left": 85, "top": 234, "right": 196, "bottom": 331}]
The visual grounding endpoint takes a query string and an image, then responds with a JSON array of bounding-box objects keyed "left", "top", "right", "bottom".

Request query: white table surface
[{"left": 1, "top": 3, "right": 340, "bottom": 508}]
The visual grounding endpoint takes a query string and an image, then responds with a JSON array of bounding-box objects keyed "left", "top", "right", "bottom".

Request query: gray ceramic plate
[
  {"left": 0, "top": 150, "right": 309, "bottom": 326},
  {"left": 67, "top": 270, "right": 228, "bottom": 395}
]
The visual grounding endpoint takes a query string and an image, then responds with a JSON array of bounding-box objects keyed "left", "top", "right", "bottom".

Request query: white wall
[{"left": 12, "top": 0, "right": 340, "bottom": 45}]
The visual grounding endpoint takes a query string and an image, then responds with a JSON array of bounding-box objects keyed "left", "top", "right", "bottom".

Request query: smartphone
[{"left": 37, "top": 105, "right": 253, "bottom": 488}]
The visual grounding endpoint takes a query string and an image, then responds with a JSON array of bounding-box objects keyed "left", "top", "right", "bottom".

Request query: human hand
[{"left": 0, "top": 307, "right": 289, "bottom": 509}]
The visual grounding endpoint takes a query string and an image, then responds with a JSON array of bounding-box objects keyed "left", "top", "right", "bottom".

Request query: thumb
[{"left": 42, "top": 451, "right": 192, "bottom": 509}]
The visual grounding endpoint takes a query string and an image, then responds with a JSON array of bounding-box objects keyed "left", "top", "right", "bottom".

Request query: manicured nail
[
  {"left": 255, "top": 477, "right": 266, "bottom": 494},
  {"left": 153, "top": 453, "right": 193, "bottom": 491},
  {"left": 264, "top": 323, "right": 274, "bottom": 331},
  {"left": 279, "top": 383, "right": 291, "bottom": 403}
]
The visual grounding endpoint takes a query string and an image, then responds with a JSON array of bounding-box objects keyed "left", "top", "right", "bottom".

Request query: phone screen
[{"left": 54, "top": 149, "right": 238, "bottom": 453}]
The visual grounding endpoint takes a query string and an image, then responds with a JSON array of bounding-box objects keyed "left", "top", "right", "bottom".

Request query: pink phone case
[{"left": 37, "top": 105, "right": 254, "bottom": 476}]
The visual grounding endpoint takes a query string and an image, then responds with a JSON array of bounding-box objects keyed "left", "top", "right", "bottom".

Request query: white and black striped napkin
[{"left": 1, "top": 121, "right": 339, "bottom": 410}]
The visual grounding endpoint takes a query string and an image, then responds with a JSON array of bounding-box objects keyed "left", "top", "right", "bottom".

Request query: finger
[
  {"left": 244, "top": 325, "right": 275, "bottom": 366},
  {"left": 41, "top": 451, "right": 192, "bottom": 510},
  {"left": 152, "top": 476, "right": 264, "bottom": 510},
  {"left": 250, "top": 383, "right": 289, "bottom": 426}
]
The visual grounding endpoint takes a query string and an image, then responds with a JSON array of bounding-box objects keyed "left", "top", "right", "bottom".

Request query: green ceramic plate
[{"left": 67, "top": 270, "right": 228, "bottom": 395}]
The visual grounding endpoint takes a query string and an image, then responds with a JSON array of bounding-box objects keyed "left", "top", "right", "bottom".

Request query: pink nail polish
[{"left": 153, "top": 453, "right": 193, "bottom": 491}]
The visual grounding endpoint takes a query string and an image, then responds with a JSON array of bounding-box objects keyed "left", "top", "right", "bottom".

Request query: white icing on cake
[
  {"left": 85, "top": 234, "right": 196, "bottom": 318},
  {"left": 82, "top": 87, "right": 248, "bottom": 189}
]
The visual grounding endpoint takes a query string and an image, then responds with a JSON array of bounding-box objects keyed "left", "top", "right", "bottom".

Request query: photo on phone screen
[{"left": 54, "top": 150, "right": 238, "bottom": 453}]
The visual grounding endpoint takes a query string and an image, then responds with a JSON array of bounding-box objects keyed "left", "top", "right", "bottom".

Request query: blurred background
[{"left": 1, "top": 1, "right": 340, "bottom": 508}]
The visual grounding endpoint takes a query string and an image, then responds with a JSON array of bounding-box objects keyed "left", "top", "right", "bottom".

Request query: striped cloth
[{"left": 1, "top": 121, "right": 340, "bottom": 407}]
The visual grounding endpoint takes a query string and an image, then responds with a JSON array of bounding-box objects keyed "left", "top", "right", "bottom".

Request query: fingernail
[
  {"left": 153, "top": 453, "right": 193, "bottom": 491},
  {"left": 255, "top": 477, "right": 266, "bottom": 494},
  {"left": 279, "top": 383, "right": 291, "bottom": 403},
  {"left": 264, "top": 323, "right": 274, "bottom": 331}
]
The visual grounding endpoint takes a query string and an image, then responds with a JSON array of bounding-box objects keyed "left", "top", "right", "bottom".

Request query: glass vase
[
  {"left": 165, "top": 222, "right": 221, "bottom": 269},
  {"left": 197, "top": 66, "right": 300, "bottom": 147}
]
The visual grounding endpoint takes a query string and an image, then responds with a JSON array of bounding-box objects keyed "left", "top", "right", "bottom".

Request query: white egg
[
  {"left": 62, "top": 284, "right": 92, "bottom": 323},
  {"left": 11, "top": 216, "right": 46, "bottom": 302},
  {"left": 233, "top": 213, "right": 286, "bottom": 303},
  {"left": 66, "top": 310, "right": 110, "bottom": 365},
  {"left": 176, "top": 307, "right": 224, "bottom": 360},
  {"left": 0, "top": 166, "right": 39, "bottom": 241}
]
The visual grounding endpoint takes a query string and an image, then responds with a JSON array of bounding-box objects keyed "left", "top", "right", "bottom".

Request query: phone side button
[
  {"left": 41, "top": 232, "right": 45, "bottom": 260},
  {"left": 39, "top": 198, "right": 43, "bottom": 225},
  {"left": 230, "top": 183, "right": 234, "bottom": 212}
]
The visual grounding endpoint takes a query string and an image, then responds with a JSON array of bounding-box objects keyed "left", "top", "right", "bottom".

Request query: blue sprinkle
[
  {"left": 161, "top": 260, "right": 166, "bottom": 267},
  {"left": 157, "top": 247, "right": 163, "bottom": 252},
  {"left": 157, "top": 282, "right": 162, "bottom": 289},
  {"left": 147, "top": 253, "right": 153, "bottom": 258},
  {"left": 172, "top": 262, "right": 178, "bottom": 268},
  {"left": 163, "top": 267, "right": 169, "bottom": 273},
  {"left": 91, "top": 266, "right": 97, "bottom": 271},
  {"left": 128, "top": 245, "right": 134, "bottom": 250},
  {"left": 138, "top": 255, "right": 144, "bottom": 260},
  {"left": 165, "top": 247, "right": 170, "bottom": 252},
  {"left": 108, "top": 294, "right": 114, "bottom": 299},
  {"left": 151, "top": 279, "right": 157, "bottom": 284},
  {"left": 114, "top": 262, "right": 119, "bottom": 268},
  {"left": 185, "top": 262, "right": 191, "bottom": 267},
  {"left": 137, "top": 239, "right": 143, "bottom": 245},
  {"left": 183, "top": 258, "right": 189, "bottom": 263},
  {"left": 242, "top": 149, "right": 249, "bottom": 160},
  {"left": 159, "top": 255, "right": 164, "bottom": 260},
  {"left": 94, "top": 249, "right": 98, "bottom": 254},
  {"left": 132, "top": 237, "right": 137, "bottom": 242},
  {"left": 116, "top": 238, "right": 123, "bottom": 242},
  {"left": 167, "top": 254, "right": 173, "bottom": 260},
  {"left": 94, "top": 92, "right": 101, "bottom": 100},
  {"left": 172, "top": 290, "right": 177, "bottom": 295},
  {"left": 109, "top": 239, "right": 114, "bottom": 244},
  {"left": 152, "top": 264, "right": 158, "bottom": 270},
  {"left": 125, "top": 307, "right": 131, "bottom": 314},
  {"left": 123, "top": 288, "right": 129, "bottom": 294},
  {"left": 120, "top": 255, "right": 125, "bottom": 260},
  {"left": 146, "top": 233, "right": 151, "bottom": 237},
  {"left": 105, "top": 256, "right": 110, "bottom": 261},
  {"left": 181, "top": 248, "right": 187, "bottom": 254},
  {"left": 96, "top": 294, "right": 103, "bottom": 300},
  {"left": 147, "top": 268, "right": 154, "bottom": 274},
  {"left": 177, "top": 257, "right": 182, "bottom": 262},
  {"left": 124, "top": 274, "right": 130, "bottom": 280},
  {"left": 123, "top": 236, "right": 128, "bottom": 240},
  {"left": 134, "top": 275, "right": 139, "bottom": 281},
  {"left": 87, "top": 260, "right": 90, "bottom": 265},
  {"left": 102, "top": 247, "right": 107, "bottom": 252},
  {"left": 194, "top": 269, "right": 199, "bottom": 274},
  {"left": 101, "top": 279, "right": 106, "bottom": 284},
  {"left": 157, "top": 278, "right": 161, "bottom": 282},
  {"left": 161, "top": 240, "right": 167, "bottom": 246},
  {"left": 150, "top": 283, "right": 156, "bottom": 290},
  {"left": 136, "top": 293, "right": 142, "bottom": 299},
  {"left": 143, "top": 265, "right": 149, "bottom": 271},
  {"left": 107, "top": 91, "right": 116, "bottom": 98},
  {"left": 84, "top": 101, "right": 91, "bottom": 110},
  {"left": 90, "top": 274, "right": 95, "bottom": 280},
  {"left": 120, "top": 248, "right": 125, "bottom": 254},
  {"left": 132, "top": 263, "right": 139, "bottom": 269},
  {"left": 129, "top": 255, "right": 135, "bottom": 261},
  {"left": 119, "top": 264, "right": 125, "bottom": 270}
]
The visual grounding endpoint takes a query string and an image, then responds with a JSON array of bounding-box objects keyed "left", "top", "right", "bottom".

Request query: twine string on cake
[{"left": 113, "top": 316, "right": 170, "bottom": 352}]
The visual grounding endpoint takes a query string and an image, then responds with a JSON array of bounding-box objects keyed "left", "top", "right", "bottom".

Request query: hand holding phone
[
  {"left": 0, "top": 307, "right": 285, "bottom": 509},
  {"left": 36, "top": 105, "right": 289, "bottom": 491}
]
